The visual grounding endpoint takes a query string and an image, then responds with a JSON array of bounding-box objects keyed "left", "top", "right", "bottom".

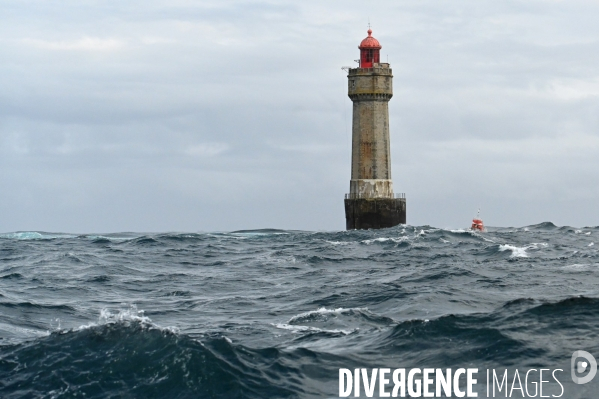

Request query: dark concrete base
[{"left": 344, "top": 198, "right": 406, "bottom": 230}]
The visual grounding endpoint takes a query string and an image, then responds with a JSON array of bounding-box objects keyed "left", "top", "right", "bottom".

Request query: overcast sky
[{"left": 2, "top": 0, "right": 599, "bottom": 232}]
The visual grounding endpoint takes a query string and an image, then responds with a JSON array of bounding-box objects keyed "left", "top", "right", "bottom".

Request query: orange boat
[{"left": 471, "top": 209, "right": 485, "bottom": 231}]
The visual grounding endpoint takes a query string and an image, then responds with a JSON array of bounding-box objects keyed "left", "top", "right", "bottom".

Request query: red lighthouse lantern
[{"left": 359, "top": 29, "right": 381, "bottom": 68}]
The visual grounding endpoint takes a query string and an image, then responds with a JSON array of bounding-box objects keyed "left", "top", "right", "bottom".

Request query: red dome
[{"left": 359, "top": 29, "right": 382, "bottom": 49}]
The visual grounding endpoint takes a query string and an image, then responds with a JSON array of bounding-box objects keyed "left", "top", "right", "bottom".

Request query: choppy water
[{"left": 1, "top": 223, "right": 599, "bottom": 398}]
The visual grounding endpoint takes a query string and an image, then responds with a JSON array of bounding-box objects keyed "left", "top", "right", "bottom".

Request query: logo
[{"left": 571, "top": 350, "right": 597, "bottom": 384}]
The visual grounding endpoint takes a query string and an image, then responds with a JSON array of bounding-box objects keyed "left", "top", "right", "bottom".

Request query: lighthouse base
[{"left": 344, "top": 198, "right": 406, "bottom": 230}]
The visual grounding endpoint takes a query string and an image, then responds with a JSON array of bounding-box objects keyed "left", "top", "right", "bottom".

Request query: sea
[{"left": 1, "top": 222, "right": 599, "bottom": 398}]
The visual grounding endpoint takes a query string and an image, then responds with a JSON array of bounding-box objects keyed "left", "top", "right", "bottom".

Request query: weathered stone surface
[
  {"left": 344, "top": 62, "right": 407, "bottom": 229},
  {"left": 348, "top": 67, "right": 393, "bottom": 183},
  {"left": 349, "top": 179, "right": 393, "bottom": 198},
  {"left": 344, "top": 198, "right": 406, "bottom": 230}
]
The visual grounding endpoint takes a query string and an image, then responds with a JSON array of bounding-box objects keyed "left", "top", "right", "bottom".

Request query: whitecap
[
  {"left": 0, "top": 232, "right": 75, "bottom": 240},
  {"left": 361, "top": 237, "right": 408, "bottom": 245},
  {"left": 99, "top": 306, "right": 152, "bottom": 324},
  {"left": 73, "top": 305, "right": 178, "bottom": 333},
  {"left": 325, "top": 241, "right": 351, "bottom": 246},
  {"left": 499, "top": 244, "right": 529, "bottom": 258},
  {"left": 499, "top": 243, "right": 548, "bottom": 258}
]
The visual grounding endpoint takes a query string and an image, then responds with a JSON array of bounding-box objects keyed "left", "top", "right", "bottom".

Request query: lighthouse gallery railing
[{"left": 345, "top": 193, "right": 406, "bottom": 200}]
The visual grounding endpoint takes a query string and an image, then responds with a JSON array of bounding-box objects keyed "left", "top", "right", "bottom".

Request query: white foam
[
  {"left": 0, "top": 232, "right": 75, "bottom": 240},
  {"left": 325, "top": 241, "right": 351, "bottom": 246},
  {"left": 589, "top": 242, "right": 595, "bottom": 247},
  {"left": 99, "top": 306, "right": 152, "bottom": 324},
  {"left": 73, "top": 305, "right": 178, "bottom": 333},
  {"left": 362, "top": 237, "right": 408, "bottom": 245},
  {"left": 499, "top": 242, "right": 548, "bottom": 258},
  {"left": 499, "top": 244, "right": 529, "bottom": 258},
  {"left": 415, "top": 228, "right": 440, "bottom": 236},
  {"left": 586, "top": 232, "right": 592, "bottom": 235}
]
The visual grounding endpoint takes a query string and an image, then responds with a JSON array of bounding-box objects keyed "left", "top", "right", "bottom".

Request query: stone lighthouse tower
[{"left": 344, "top": 29, "right": 406, "bottom": 230}]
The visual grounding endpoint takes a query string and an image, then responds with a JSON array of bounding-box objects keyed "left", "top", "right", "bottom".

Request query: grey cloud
[{"left": 2, "top": 0, "right": 599, "bottom": 232}]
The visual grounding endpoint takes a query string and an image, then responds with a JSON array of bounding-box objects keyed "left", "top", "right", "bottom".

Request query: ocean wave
[
  {"left": 86, "top": 275, "right": 111, "bottom": 283},
  {"left": 230, "top": 229, "right": 291, "bottom": 237},
  {"left": 0, "top": 232, "right": 76, "bottom": 240},
  {"left": 562, "top": 263, "right": 599, "bottom": 271},
  {"left": 373, "top": 314, "right": 532, "bottom": 366},
  {"left": 360, "top": 295, "right": 599, "bottom": 366},
  {"left": 498, "top": 242, "right": 548, "bottom": 258},
  {"left": 522, "top": 295, "right": 599, "bottom": 316},
  {"left": 526, "top": 221, "right": 559, "bottom": 230},
  {"left": 81, "top": 234, "right": 139, "bottom": 242},
  {"left": 0, "top": 272, "right": 23, "bottom": 279},
  {"left": 0, "top": 323, "right": 301, "bottom": 398},
  {"left": 273, "top": 323, "right": 354, "bottom": 335},
  {"left": 361, "top": 236, "right": 410, "bottom": 245},
  {"left": 71, "top": 306, "right": 174, "bottom": 334},
  {"left": 288, "top": 307, "right": 368, "bottom": 323},
  {"left": 325, "top": 240, "right": 352, "bottom": 246},
  {"left": 284, "top": 307, "right": 396, "bottom": 337},
  {"left": 127, "top": 236, "right": 161, "bottom": 246},
  {"left": 3, "top": 224, "right": 599, "bottom": 397},
  {"left": 0, "top": 301, "right": 77, "bottom": 312},
  {"left": 498, "top": 244, "right": 529, "bottom": 258},
  {"left": 0, "top": 321, "right": 51, "bottom": 342}
]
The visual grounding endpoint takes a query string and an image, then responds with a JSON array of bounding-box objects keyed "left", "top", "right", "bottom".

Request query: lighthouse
[{"left": 344, "top": 29, "right": 406, "bottom": 229}]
